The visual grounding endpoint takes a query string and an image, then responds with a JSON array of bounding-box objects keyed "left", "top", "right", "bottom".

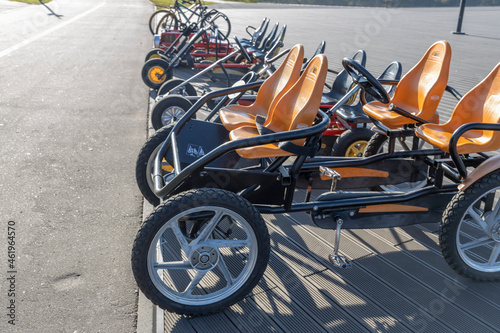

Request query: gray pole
[{"left": 453, "top": 0, "right": 466, "bottom": 34}]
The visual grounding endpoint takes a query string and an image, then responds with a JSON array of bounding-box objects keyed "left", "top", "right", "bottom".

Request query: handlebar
[{"left": 449, "top": 123, "right": 500, "bottom": 179}]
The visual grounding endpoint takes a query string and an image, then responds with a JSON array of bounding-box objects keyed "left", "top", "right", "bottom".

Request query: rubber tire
[
  {"left": 142, "top": 58, "right": 173, "bottom": 90},
  {"left": 363, "top": 133, "right": 390, "bottom": 191},
  {"left": 158, "top": 79, "right": 197, "bottom": 98},
  {"left": 145, "top": 48, "right": 166, "bottom": 62},
  {"left": 135, "top": 125, "right": 173, "bottom": 206},
  {"left": 363, "top": 132, "right": 387, "bottom": 157},
  {"left": 331, "top": 128, "right": 374, "bottom": 157},
  {"left": 155, "top": 11, "right": 178, "bottom": 33},
  {"left": 440, "top": 170, "right": 500, "bottom": 281},
  {"left": 131, "top": 188, "right": 270, "bottom": 315},
  {"left": 151, "top": 96, "right": 193, "bottom": 131},
  {"left": 149, "top": 10, "right": 177, "bottom": 35}
]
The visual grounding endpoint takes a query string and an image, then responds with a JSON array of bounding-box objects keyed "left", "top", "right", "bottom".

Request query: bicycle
[{"left": 149, "top": 0, "right": 231, "bottom": 39}]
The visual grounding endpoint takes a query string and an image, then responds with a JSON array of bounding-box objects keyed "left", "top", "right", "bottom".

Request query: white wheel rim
[{"left": 161, "top": 106, "right": 186, "bottom": 126}]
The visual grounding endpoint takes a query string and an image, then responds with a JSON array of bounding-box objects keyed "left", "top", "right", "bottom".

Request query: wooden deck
[{"left": 143, "top": 4, "right": 500, "bottom": 332}]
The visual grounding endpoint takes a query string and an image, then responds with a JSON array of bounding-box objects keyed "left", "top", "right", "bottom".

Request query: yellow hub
[
  {"left": 149, "top": 54, "right": 162, "bottom": 60},
  {"left": 345, "top": 140, "right": 368, "bottom": 157},
  {"left": 148, "top": 66, "right": 166, "bottom": 84}
]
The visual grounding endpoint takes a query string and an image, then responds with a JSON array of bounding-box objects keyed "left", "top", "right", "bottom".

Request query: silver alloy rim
[
  {"left": 145, "top": 144, "right": 164, "bottom": 197},
  {"left": 161, "top": 106, "right": 185, "bottom": 126},
  {"left": 457, "top": 187, "right": 500, "bottom": 273},
  {"left": 147, "top": 206, "right": 258, "bottom": 305}
]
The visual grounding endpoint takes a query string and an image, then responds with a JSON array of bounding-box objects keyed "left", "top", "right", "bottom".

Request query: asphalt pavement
[{"left": 0, "top": 0, "right": 152, "bottom": 331}]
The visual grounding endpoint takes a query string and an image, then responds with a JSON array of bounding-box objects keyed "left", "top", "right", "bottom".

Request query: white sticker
[{"left": 186, "top": 144, "right": 205, "bottom": 158}]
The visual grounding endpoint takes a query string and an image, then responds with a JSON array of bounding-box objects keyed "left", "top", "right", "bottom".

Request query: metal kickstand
[{"left": 328, "top": 218, "right": 352, "bottom": 268}]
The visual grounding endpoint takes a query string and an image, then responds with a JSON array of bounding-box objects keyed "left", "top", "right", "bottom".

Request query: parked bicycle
[{"left": 149, "top": 0, "right": 231, "bottom": 39}]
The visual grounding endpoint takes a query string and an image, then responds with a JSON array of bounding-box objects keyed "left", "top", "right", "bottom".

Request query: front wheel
[
  {"left": 132, "top": 188, "right": 270, "bottom": 315},
  {"left": 151, "top": 96, "right": 193, "bottom": 131},
  {"left": 142, "top": 58, "right": 173, "bottom": 90},
  {"left": 440, "top": 170, "right": 500, "bottom": 281}
]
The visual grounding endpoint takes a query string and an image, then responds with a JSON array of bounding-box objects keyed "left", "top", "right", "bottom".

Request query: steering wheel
[
  {"left": 234, "top": 36, "right": 252, "bottom": 63},
  {"left": 342, "top": 57, "right": 390, "bottom": 104}
]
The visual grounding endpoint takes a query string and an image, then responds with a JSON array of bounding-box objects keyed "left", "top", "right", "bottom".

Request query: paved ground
[{"left": 0, "top": 0, "right": 151, "bottom": 332}]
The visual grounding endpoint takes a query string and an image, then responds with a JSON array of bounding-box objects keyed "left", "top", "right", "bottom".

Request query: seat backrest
[
  {"left": 364, "top": 61, "right": 402, "bottom": 104},
  {"left": 252, "top": 18, "right": 269, "bottom": 47},
  {"left": 330, "top": 50, "right": 366, "bottom": 103},
  {"left": 266, "top": 54, "right": 328, "bottom": 138},
  {"left": 264, "top": 25, "right": 287, "bottom": 59},
  {"left": 301, "top": 40, "right": 326, "bottom": 73},
  {"left": 445, "top": 63, "right": 500, "bottom": 143},
  {"left": 259, "top": 22, "right": 279, "bottom": 51},
  {"left": 254, "top": 44, "right": 304, "bottom": 117},
  {"left": 391, "top": 40, "right": 451, "bottom": 119}
]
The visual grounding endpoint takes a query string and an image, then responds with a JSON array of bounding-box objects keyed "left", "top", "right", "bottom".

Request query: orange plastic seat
[
  {"left": 415, "top": 63, "right": 500, "bottom": 154},
  {"left": 363, "top": 41, "right": 452, "bottom": 129},
  {"left": 229, "top": 54, "right": 328, "bottom": 159},
  {"left": 219, "top": 44, "right": 304, "bottom": 131}
]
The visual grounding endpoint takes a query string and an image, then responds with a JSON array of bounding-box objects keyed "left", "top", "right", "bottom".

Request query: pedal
[
  {"left": 319, "top": 166, "right": 341, "bottom": 191},
  {"left": 328, "top": 217, "right": 352, "bottom": 268},
  {"left": 328, "top": 254, "right": 352, "bottom": 268}
]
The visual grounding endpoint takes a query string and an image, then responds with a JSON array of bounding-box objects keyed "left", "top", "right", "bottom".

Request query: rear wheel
[
  {"left": 142, "top": 59, "right": 173, "bottom": 90},
  {"left": 331, "top": 128, "right": 374, "bottom": 157},
  {"left": 151, "top": 96, "right": 193, "bottom": 131},
  {"left": 441, "top": 170, "right": 500, "bottom": 281},
  {"left": 135, "top": 125, "right": 174, "bottom": 206},
  {"left": 132, "top": 188, "right": 270, "bottom": 315}
]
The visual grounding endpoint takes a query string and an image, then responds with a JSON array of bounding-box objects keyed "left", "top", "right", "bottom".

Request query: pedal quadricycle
[{"left": 132, "top": 41, "right": 500, "bottom": 316}]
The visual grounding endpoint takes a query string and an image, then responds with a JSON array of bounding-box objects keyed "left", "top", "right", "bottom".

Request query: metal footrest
[{"left": 328, "top": 254, "right": 352, "bottom": 268}]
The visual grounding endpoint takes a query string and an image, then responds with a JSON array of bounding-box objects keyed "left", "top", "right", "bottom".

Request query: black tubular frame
[
  {"left": 254, "top": 184, "right": 458, "bottom": 214},
  {"left": 152, "top": 82, "right": 331, "bottom": 198},
  {"left": 449, "top": 123, "right": 500, "bottom": 178}
]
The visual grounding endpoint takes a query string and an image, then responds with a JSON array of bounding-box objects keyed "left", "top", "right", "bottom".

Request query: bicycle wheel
[
  {"left": 155, "top": 11, "right": 179, "bottom": 34},
  {"left": 201, "top": 10, "right": 231, "bottom": 40},
  {"left": 149, "top": 10, "right": 176, "bottom": 35}
]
